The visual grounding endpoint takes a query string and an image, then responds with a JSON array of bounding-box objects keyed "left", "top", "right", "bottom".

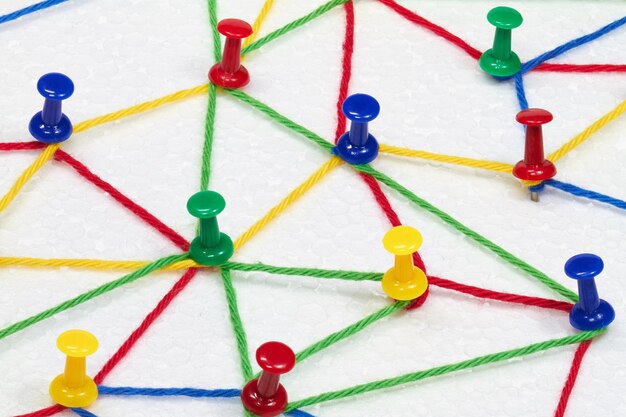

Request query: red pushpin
[
  {"left": 512, "top": 108, "right": 557, "bottom": 202},
  {"left": 209, "top": 19, "right": 253, "bottom": 89},
  {"left": 241, "top": 341, "right": 296, "bottom": 417}
]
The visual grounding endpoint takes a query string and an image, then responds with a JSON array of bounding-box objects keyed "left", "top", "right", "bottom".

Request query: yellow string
[
  {"left": 548, "top": 98, "right": 626, "bottom": 163},
  {"left": 0, "top": 144, "right": 59, "bottom": 214},
  {"left": 73, "top": 84, "right": 208, "bottom": 134},
  {"left": 0, "top": 257, "right": 201, "bottom": 271},
  {"left": 0, "top": 157, "right": 341, "bottom": 271},
  {"left": 378, "top": 144, "right": 514, "bottom": 173},
  {"left": 242, "top": 0, "right": 277, "bottom": 52},
  {"left": 234, "top": 156, "right": 342, "bottom": 251}
]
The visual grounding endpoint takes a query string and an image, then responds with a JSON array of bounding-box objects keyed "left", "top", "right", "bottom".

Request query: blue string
[
  {"left": 521, "top": 15, "right": 626, "bottom": 74},
  {"left": 540, "top": 179, "right": 626, "bottom": 211},
  {"left": 71, "top": 409, "right": 98, "bottom": 417},
  {"left": 286, "top": 410, "right": 317, "bottom": 417},
  {"left": 98, "top": 385, "right": 242, "bottom": 398},
  {"left": 98, "top": 386, "right": 318, "bottom": 416},
  {"left": 514, "top": 73, "right": 529, "bottom": 111},
  {"left": 0, "top": 0, "right": 69, "bottom": 25}
]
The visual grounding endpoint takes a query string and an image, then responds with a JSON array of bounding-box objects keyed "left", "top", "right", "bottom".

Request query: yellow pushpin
[
  {"left": 49, "top": 329, "right": 99, "bottom": 408},
  {"left": 381, "top": 226, "right": 428, "bottom": 301}
]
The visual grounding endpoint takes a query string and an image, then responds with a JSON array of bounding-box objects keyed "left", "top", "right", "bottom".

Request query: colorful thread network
[{"left": 1, "top": 0, "right": 626, "bottom": 416}]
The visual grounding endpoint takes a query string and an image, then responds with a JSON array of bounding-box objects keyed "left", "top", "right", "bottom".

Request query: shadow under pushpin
[{"left": 566, "top": 253, "right": 615, "bottom": 331}]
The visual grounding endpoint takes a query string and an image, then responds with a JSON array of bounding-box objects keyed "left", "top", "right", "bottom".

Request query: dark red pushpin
[
  {"left": 512, "top": 108, "right": 557, "bottom": 202},
  {"left": 241, "top": 341, "right": 296, "bottom": 417},
  {"left": 209, "top": 19, "right": 253, "bottom": 89}
]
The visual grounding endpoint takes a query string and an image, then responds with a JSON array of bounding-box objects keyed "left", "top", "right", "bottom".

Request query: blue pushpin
[
  {"left": 333, "top": 93, "right": 380, "bottom": 165},
  {"left": 29, "top": 73, "right": 74, "bottom": 144},
  {"left": 565, "top": 253, "right": 615, "bottom": 331}
]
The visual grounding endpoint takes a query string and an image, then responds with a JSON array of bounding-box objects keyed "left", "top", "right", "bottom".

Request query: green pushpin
[
  {"left": 187, "top": 191, "right": 234, "bottom": 266},
  {"left": 479, "top": 6, "right": 523, "bottom": 77}
]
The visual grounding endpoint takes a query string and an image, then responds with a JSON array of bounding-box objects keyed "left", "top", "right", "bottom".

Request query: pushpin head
[
  {"left": 241, "top": 342, "right": 296, "bottom": 417},
  {"left": 187, "top": 191, "right": 234, "bottom": 266},
  {"left": 256, "top": 341, "right": 296, "bottom": 374},
  {"left": 56, "top": 329, "right": 98, "bottom": 356},
  {"left": 565, "top": 254, "right": 604, "bottom": 280},
  {"left": 187, "top": 190, "right": 226, "bottom": 218},
  {"left": 333, "top": 94, "right": 380, "bottom": 165},
  {"left": 49, "top": 330, "right": 99, "bottom": 408},
  {"left": 566, "top": 254, "right": 615, "bottom": 331},
  {"left": 479, "top": 7, "right": 523, "bottom": 77},
  {"left": 486, "top": 6, "right": 523, "bottom": 30},
  {"left": 217, "top": 18, "right": 253, "bottom": 39},
  {"left": 29, "top": 73, "right": 74, "bottom": 144},
  {"left": 37, "top": 73, "right": 75, "bottom": 100},
  {"left": 381, "top": 226, "right": 428, "bottom": 301}
]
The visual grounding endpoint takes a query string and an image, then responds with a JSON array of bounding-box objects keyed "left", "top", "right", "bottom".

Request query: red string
[
  {"left": 94, "top": 268, "right": 199, "bottom": 383},
  {"left": 334, "top": 1, "right": 354, "bottom": 144},
  {"left": 377, "top": 0, "right": 482, "bottom": 60},
  {"left": 553, "top": 340, "right": 593, "bottom": 417},
  {"left": 428, "top": 276, "right": 573, "bottom": 312},
  {"left": 14, "top": 405, "right": 64, "bottom": 417},
  {"left": 535, "top": 63, "right": 626, "bottom": 73},
  {"left": 15, "top": 269, "right": 199, "bottom": 417},
  {"left": 53, "top": 150, "right": 190, "bottom": 252},
  {"left": 0, "top": 141, "right": 45, "bottom": 151}
]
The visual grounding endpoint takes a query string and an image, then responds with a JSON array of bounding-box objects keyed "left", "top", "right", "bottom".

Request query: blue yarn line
[
  {"left": 543, "top": 179, "right": 626, "bottom": 211},
  {"left": 98, "top": 386, "right": 318, "bottom": 416},
  {"left": 0, "top": 0, "right": 69, "bottom": 25},
  {"left": 514, "top": 73, "right": 529, "bottom": 111},
  {"left": 71, "top": 409, "right": 98, "bottom": 417},
  {"left": 98, "top": 385, "right": 241, "bottom": 398},
  {"left": 286, "top": 410, "right": 318, "bottom": 417},
  {"left": 521, "top": 15, "right": 626, "bottom": 74}
]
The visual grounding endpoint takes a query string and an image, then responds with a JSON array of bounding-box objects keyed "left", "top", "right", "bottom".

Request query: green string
[
  {"left": 221, "top": 268, "right": 254, "bottom": 381},
  {"left": 241, "top": 0, "right": 350, "bottom": 56},
  {"left": 223, "top": 261, "right": 382, "bottom": 282},
  {"left": 295, "top": 301, "right": 408, "bottom": 363},
  {"left": 251, "top": 300, "right": 408, "bottom": 380},
  {"left": 355, "top": 164, "right": 579, "bottom": 302},
  {"left": 286, "top": 328, "right": 604, "bottom": 411},
  {"left": 0, "top": 253, "right": 188, "bottom": 341},
  {"left": 208, "top": 0, "right": 221, "bottom": 62},
  {"left": 223, "top": 89, "right": 577, "bottom": 303},
  {"left": 201, "top": 83, "right": 218, "bottom": 191},
  {"left": 201, "top": 0, "right": 221, "bottom": 191},
  {"left": 226, "top": 89, "right": 335, "bottom": 152}
]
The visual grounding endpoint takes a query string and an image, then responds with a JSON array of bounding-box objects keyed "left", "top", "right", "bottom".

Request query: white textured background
[{"left": 0, "top": 0, "right": 625, "bottom": 416}]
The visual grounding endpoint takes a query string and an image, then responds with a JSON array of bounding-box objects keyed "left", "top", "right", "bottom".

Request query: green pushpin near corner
[
  {"left": 479, "top": 6, "right": 523, "bottom": 77},
  {"left": 187, "top": 191, "right": 234, "bottom": 266}
]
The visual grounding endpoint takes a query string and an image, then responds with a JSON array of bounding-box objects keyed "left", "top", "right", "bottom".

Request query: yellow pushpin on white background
[
  {"left": 381, "top": 225, "right": 428, "bottom": 301},
  {"left": 49, "top": 329, "right": 99, "bottom": 408}
]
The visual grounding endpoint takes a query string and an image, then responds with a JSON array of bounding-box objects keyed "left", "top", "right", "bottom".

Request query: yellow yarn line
[
  {"left": 0, "top": 157, "right": 341, "bottom": 272},
  {"left": 242, "top": 0, "right": 277, "bottom": 51},
  {"left": 0, "top": 144, "right": 59, "bottom": 214},
  {"left": 73, "top": 84, "right": 209, "bottom": 134},
  {"left": 379, "top": 144, "right": 514, "bottom": 173},
  {"left": 548, "top": 98, "right": 626, "bottom": 163},
  {"left": 0, "top": 257, "right": 201, "bottom": 271},
  {"left": 233, "top": 156, "right": 342, "bottom": 251}
]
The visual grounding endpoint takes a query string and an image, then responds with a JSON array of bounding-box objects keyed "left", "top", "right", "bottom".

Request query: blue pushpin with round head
[
  {"left": 29, "top": 73, "right": 74, "bottom": 144},
  {"left": 565, "top": 253, "right": 615, "bottom": 331},
  {"left": 333, "top": 93, "right": 380, "bottom": 165}
]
